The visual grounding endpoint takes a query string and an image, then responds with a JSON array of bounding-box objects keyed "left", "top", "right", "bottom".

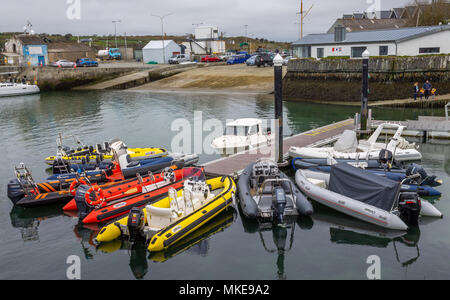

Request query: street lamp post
[
  {"left": 112, "top": 20, "right": 121, "bottom": 48},
  {"left": 360, "top": 49, "right": 370, "bottom": 133},
  {"left": 151, "top": 13, "right": 173, "bottom": 64}
]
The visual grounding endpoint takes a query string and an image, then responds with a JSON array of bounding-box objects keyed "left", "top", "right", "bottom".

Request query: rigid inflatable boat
[
  {"left": 289, "top": 126, "right": 422, "bottom": 162},
  {"left": 96, "top": 174, "right": 236, "bottom": 253},
  {"left": 47, "top": 141, "right": 198, "bottom": 181},
  {"left": 7, "top": 163, "right": 108, "bottom": 207},
  {"left": 295, "top": 163, "right": 442, "bottom": 230},
  {"left": 72, "top": 168, "right": 204, "bottom": 224},
  {"left": 238, "top": 159, "right": 313, "bottom": 223},
  {"left": 44, "top": 137, "right": 167, "bottom": 165},
  {"left": 303, "top": 165, "right": 442, "bottom": 197}
]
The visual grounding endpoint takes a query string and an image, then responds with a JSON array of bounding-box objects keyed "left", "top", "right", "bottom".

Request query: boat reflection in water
[
  {"left": 240, "top": 211, "right": 313, "bottom": 280},
  {"left": 312, "top": 208, "right": 442, "bottom": 271},
  {"left": 96, "top": 209, "right": 236, "bottom": 279},
  {"left": 9, "top": 205, "right": 63, "bottom": 242}
]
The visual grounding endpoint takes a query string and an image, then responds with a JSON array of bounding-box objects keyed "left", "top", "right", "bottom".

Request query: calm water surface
[{"left": 0, "top": 90, "right": 448, "bottom": 279}]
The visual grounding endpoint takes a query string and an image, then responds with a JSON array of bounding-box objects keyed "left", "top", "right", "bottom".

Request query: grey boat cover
[
  {"left": 333, "top": 130, "right": 358, "bottom": 153},
  {"left": 329, "top": 163, "right": 400, "bottom": 212}
]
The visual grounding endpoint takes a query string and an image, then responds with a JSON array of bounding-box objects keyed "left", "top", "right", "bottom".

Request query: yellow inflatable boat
[
  {"left": 45, "top": 140, "right": 167, "bottom": 165},
  {"left": 96, "top": 175, "right": 236, "bottom": 252}
]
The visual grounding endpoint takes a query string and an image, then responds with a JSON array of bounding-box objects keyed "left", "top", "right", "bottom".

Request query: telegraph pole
[{"left": 296, "top": 1, "right": 314, "bottom": 39}]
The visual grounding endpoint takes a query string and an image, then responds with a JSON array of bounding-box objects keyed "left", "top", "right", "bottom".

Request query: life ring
[
  {"left": 70, "top": 178, "right": 87, "bottom": 196},
  {"left": 85, "top": 185, "right": 106, "bottom": 207}
]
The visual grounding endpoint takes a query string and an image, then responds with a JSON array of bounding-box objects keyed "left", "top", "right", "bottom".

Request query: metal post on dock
[
  {"left": 360, "top": 49, "right": 370, "bottom": 135},
  {"left": 273, "top": 54, "right": 287, "bottom": 166}
]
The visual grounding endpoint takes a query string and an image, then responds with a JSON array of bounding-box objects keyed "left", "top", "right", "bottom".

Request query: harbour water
[{"left": 0, "top": 90, "right": 448, "bottom": 279}]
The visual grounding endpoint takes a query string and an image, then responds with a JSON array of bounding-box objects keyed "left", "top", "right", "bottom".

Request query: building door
[
  {"left": 317, "top": 48, "right": 324, "bottom": 59},
  {"left": 38, "top": 56, "right": 45, "bottom": 66}
]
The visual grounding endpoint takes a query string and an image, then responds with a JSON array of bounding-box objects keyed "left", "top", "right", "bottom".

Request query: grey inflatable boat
[{"left": 238, "top": 159, "right": 313, "bottom": 224}]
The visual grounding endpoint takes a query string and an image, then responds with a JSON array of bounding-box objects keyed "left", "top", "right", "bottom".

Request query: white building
[
  {"left": 182, "top": 26, "right": 226, "bottom": 56},
  {"left": 292, "top": 25, "right": 450, "bottom": 59},
  {"left": 142, "top": 40, "right": 181, "bottom": 64}
]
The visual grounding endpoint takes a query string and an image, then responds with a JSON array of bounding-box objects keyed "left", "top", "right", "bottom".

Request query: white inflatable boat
[
  {"left": 0, "top": 83, "right": 40, "bottom": 97},
  {"left": 295, "top": 163, "right": 442, "bottom": 231},
  {"left": 289, "top": 124, "right": 421, "bottom": 162}
]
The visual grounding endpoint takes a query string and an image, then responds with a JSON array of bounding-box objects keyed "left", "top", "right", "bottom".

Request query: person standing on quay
[
  {"left": 423, "top": 80, "right": 432, "bottom": 100},
  {"left": 413, "top": 82, "right": 419, "bottom": 101}
]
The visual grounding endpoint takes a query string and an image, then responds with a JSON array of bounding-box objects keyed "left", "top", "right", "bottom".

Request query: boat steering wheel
[{"left": 162, "top": 168, "right": 176, "bottom": 183}]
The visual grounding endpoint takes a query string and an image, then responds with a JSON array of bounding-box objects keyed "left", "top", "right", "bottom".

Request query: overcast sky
[{"left": 2, "top": 0, "right": 413, "bottom": 41}]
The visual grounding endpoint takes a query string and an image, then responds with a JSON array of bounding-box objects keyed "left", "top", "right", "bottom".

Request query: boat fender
[
  {"left": 89, "top": 145, "right": 94, "bottom": 154},
  {"left": 70, "top": 178, "right": 87, "bottom": 195},
  {"left": 221, "top": 176, "right": 226, "bottom": 183},
  {"left": 81, "top": 157, "right": 86, "bottom": 165},
  {"left": 85, "top": 185, "right": 106, "bottom": 207},
  {"left": 85, "top": 154, "right": 90, "bottom": 163}
]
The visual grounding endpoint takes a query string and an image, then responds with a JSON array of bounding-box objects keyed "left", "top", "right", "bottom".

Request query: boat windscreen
[
  {"left": 183, "top": 167, "right": 205, "bottom": 182},
  {"left": 329, "top": 163, "right": 400, "bottom": 212}
]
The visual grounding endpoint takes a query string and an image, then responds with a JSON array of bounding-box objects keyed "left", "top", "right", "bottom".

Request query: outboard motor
[
  {"left": 127, "top": 207, "right": 144, "bottom": 243},
  {"left": 378, "top": 149, "right": 393, "bottom": 165},
  {"left": 75, "top": 185, "right": 93, "bottom": 222},
  {"left": 272, "top": 187, "right": 287, "bottom": 225},
  {"left": 405, "top": 163, "right": 439, "bottom": 186},
  {"left": 398, "top": 192, "right": 421, "bottom": 226}
]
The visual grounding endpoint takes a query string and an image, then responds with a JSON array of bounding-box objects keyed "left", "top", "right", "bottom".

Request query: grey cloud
[{"left": 2, "top": 0, "right": 412, "bottom": 41}]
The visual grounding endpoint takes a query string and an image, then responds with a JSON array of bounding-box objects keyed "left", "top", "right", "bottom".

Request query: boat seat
[
  {"left": 145, "top": 205, "right": 180, "bottom": 232},
  {"left": 145, "top": 188, "right": 184, "bottom": 231}
]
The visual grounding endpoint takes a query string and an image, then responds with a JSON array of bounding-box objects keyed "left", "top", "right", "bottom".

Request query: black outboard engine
[
  {"left": 405, "top": 163, "right": 439, "bottom": 187},
  {"left": 75, "top": 185, "right": 93, "bottom": 222},
  {"left": 398, "top": 192, "right": 421, "bottom": 226},
  {"left": 127, "top": 207, "right": 144, "bottom": 243},
  {"left": 272, "top": 187, "right": 287, "bottom": 225}
]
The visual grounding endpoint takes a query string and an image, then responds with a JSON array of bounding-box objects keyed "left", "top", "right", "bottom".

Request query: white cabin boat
[
  {"left": 211, "top": 118, "right": 274, "bottom": 155},
  {"left": 0, "top": 83, "right": 40, "bottom": 97}
]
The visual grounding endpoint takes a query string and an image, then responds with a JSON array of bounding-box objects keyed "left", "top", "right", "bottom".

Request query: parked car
[
  {"left": 201, "top": 55, "right": 221, "bottom": 63},
  {"left": 254, "top": 53, "right": 274, "bottom": 67},
  {"left": 76, "top": 58, "right": 98, "bottom": 67},
  {"left": 246, "top": 55, "right": 258, "bottom": 66},
  {"left": 227, "top": 54, "right": 251, "bottom": 65},
  {"left": 168, "top": 54, "right": 190, "bottom": 64},
  {"left": 283, "top": 56, "right": 293, "bottom": 66},
  {"left": 51, "top": 60, "right": 76, "bottom": 68}
]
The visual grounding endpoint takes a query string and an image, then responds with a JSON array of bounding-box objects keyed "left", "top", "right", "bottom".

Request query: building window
[
  {"left": 317, "top": 48, "right": 324, "bottom": 58},
  {"left": 379, "top": 46, "right": 388, "bottom": 56},
  {"left": 419, "top": 47, "right": 440, "bottom": 54},
  {"left": 294, "top": 46, "right": 311, "bottom": 58},
  {"left": 351, "top": 46, "right": 367, "bottom": 58}
]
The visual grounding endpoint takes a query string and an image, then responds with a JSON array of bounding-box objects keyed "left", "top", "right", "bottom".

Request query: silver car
[
  {"left": 51, "top": 60, "right": 76, "bottom": 68},
  {"left": 168, "top": 54, "right": 190, "bottom": 64}
]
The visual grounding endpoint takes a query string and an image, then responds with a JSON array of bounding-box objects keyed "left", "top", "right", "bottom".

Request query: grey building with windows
[{"left": 292, "top": 25, "right": 450, "bottom": 59}]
